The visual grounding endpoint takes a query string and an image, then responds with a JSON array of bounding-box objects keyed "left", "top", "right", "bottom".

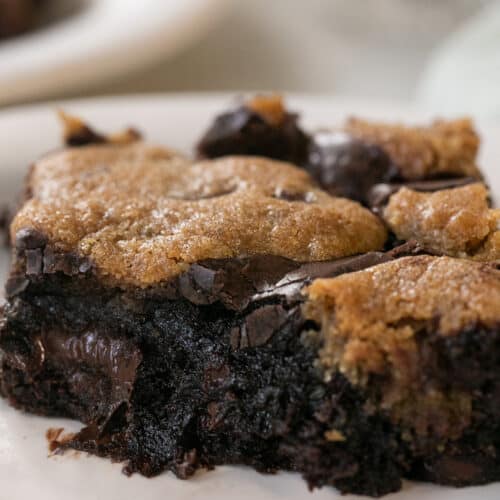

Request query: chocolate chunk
[
  {"left": 65, "top": 126, "right": 106, "bottom": 147},
  {"left": 306, "top": 131, "right": 398, "bottom": 204},
  {"left": 40, "top": 329, "right": 142, "bottom": 386},
  {"left": 252, "top": 252, "right": 393, "bottom": 304},
  {"left": 178, "top": 264, "right": 224, "bottom": 305},
  {"left": 166, "top": 252, "right": 400, "bottom": 313},
  {"left": 25, "top": 249, "right": 43, "bottom": 275},
  {"left": 197, "top": 105, "right": 309, "bottom": 165},
  {"left": 58, "top": 111, "right": 106, "bottom": 147},
  {"left": 15, "top": 228, "right": 48, "bottom": 250},
  {"left": 5, "top": 276, "right": 29, "bottom": 297},
  {"left": 59, "top": 111, "right": 142, "bottom": 148},
  {"left": 242, "top": 304, "right": 289, "bottom": 348},
  {"left": 43, "top": 247, "right": 91, "bottom": 276}
]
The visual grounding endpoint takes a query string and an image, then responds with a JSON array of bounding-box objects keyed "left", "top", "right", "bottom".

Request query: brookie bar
[{"left": 1, "top": 113, "right": 500, "bottom": 497}]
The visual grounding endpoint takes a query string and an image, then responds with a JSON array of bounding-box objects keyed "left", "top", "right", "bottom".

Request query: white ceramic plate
[
  {"left": 0, "top": 0, "right": 230, "bottom": 106},
  {"left": 0, "top": 94, "right": 499, "bottom": 500}
]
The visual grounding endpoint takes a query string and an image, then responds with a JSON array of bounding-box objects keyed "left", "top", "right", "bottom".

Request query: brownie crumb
[
  {"left": 58, "top": 111, "right": 142, "bottom": 147},
  {"left": 46, "top": 427, "right": 65, "bottom": 453}
]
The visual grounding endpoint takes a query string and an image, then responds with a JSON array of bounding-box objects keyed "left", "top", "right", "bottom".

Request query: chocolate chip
[
  {"left": 15, "top": 228, "right": 47, "bottom": 250},
  {"left": 25, "top": 248, "right": 43, "bottom": 275},
  {"left": 43, "top": 247, "right": 89, "bottom": 276},
  {"left": 5, "top": 276, "right": 29, "bottom": 297},
  {"left": 65, "top": 125, "right": 106, "bottom": 147},
  {"left": 178, "top": 264, "right": 224, "bottom": 305},
  {"left": 306, "top": 131, "right": 397, "bottom": 204},
  {"left": 241, "top": 304, "right": 289, "bottom": 348},
  {"left": 196, "top": 106, "right": 310, "bottom": 165}
]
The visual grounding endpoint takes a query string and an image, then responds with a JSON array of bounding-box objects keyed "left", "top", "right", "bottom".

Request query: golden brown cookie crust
[
  {"left": 384, "top": 183, "right": 500, "bottom": 261},
  {"left": 304, "top": 255, "right": 500, "bottom": 436},
  {"left": 305, "top": 255, "right": 500, "bottom": 379},
  {"left": 11, "top": 142, "right": 387, "bottom": 287},
  {"left": 343, "top": 117, "right": 481, "bottom": 180}
]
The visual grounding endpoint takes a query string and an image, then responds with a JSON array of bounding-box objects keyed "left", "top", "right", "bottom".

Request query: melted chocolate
[
  {"left": 10, "top": 224, "right": 396, "bottom": 311},
  {"left": 40, "top": 329, "right": 141, "bottom": 384},
  {"left": 151, "top": 252, "right": 394, "bottom": 311},
  {"left": 306, "top": 131, "right": 398, "bottom": 204},
  {"left": 196, "top": 105, "right": 310, "bottom": 165}
]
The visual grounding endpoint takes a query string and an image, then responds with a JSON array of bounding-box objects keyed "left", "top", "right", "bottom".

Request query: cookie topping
[
  {"left": 343, "top": 117, "right": 481, "bottom": 180},
  {"left": 304, "top": 256, "right": 500, "bottom": 435},
  {"left": 306, "top": 256, "right": 500, "bottom": 380},
  {"left": 58, "top": 111, "right": 142, "bottom": 147},
  {"left": 12, "top": 142, "right": 387, "bottom": 287},
  {"left": 384, "top": 183, "right": 500, "bottom": 261}
]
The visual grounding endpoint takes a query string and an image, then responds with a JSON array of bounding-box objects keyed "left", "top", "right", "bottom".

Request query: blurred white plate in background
[
  {"left": 0, "top": 0, "right": 230, "bottom": 106},
  {"left": 0, "top": 94, "right": 499, "bottom": 500},
  {"left": 417, "top": 1, "right": 500, "bottom": 121}
]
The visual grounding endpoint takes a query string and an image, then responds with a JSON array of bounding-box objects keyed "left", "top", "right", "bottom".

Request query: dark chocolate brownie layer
[
  {"left": 3, "top": 247, "right": 500, "bottom": 497},
  {"left": 0, "top": 242, "right": 398, "bottom": 496}
]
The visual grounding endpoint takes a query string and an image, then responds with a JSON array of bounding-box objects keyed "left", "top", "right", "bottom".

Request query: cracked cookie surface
[
  {"left": 384, "top": 183, "right": 500, "bottom": 261},
  {"left": 11, "top": 142, "right": 387, "bottom": 287},
  {"left": 343, "top": 117, "right": 481, "bottom": 180}
]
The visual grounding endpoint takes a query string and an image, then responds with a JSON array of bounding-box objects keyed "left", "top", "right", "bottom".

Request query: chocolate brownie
[{"left": 2, "top": 115, "right": 500, "bottom": 498}]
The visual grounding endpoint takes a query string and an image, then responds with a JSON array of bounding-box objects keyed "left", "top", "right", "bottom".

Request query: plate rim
[{"left": 0, "top": 0, "right": 232, "bottom": 106}]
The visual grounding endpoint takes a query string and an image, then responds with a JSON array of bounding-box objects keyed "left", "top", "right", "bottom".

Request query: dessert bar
[{"left": 1, "top": 110, "right": 500, "bottom": 497}]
